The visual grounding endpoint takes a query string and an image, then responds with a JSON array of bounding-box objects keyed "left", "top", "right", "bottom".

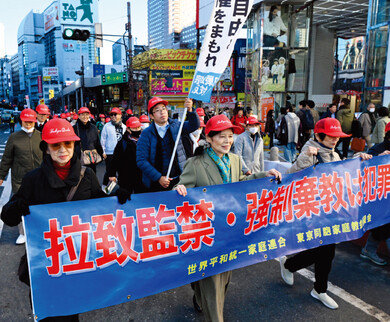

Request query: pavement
[{"left": 0, "top": 125, "right": 389, "bottom": 321}]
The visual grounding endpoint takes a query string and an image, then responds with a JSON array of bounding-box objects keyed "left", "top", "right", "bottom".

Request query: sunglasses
[{"left": 49, "top": 141, "right": 74, "bottom": 150}]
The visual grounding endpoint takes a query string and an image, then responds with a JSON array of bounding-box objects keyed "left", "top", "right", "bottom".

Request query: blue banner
[{"left": 25, "top": 156, "right": 390, "bottom": 320}]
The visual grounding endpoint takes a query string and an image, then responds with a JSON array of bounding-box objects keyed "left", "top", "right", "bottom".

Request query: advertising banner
[
  {"left": 25, "top": 156, "right": 390, "bottom": 320},
  {"left": 60, "top": 0, "right": 99, "bottom": 26},
  {"left": 44, "top": 2, "right": 60, "bottom": 33},
  {"left": 189, "top": 0, "right": 254, "bottom": 102}
]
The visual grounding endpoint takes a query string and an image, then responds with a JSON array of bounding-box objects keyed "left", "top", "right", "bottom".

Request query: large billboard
[
  {"left": 60, "top": 0, "right": 99, "bottom": 26},
  {"left": 44, "top": 1, "right": 60, "bottom": 33}
]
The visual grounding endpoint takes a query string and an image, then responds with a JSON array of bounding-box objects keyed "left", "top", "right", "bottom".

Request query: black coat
[
  {"left": 73, "top": 120, "right": 104, "bottom": 158},
  {"left": 108, "top": 132, "right": 147, "bottom": 194},
  {"left": 1, "top": 154, "right": 106, "bottom": 227},
  {"left": 368, "top": 139, "right": 390, "bottom": 156}
]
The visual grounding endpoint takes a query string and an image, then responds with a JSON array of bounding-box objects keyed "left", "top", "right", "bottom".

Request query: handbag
[
  {"left": 350, "top": 137, "right": 366, "bottom": 152},
  {"left": 81, "top": 149, "right": 102, "bottom": 165}
]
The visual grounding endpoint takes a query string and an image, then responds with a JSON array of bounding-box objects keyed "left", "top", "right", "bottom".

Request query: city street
[{"left": 0, "top": 125, "right": 389, "bottom": 321}]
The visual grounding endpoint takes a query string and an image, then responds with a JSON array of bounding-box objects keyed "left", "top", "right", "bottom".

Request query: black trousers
[
  {"left": 284, "top": 244, "right": 336, "bottom": 293},
  {"left": 336, "top": 137, "right": 351, "bottom": 159},
  {"left": 103, "top": 154, "right": 113, "bottom": 185}
]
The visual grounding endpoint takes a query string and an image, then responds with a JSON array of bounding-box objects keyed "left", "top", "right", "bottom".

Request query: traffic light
[
  {"left": 165, "top": 76, "right": 173, "bottom": 88},
  {"left": 62, "top": 28, "right": 91, "bottom": 41}
]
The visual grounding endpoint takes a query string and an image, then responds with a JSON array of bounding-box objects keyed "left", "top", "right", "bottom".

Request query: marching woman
[
  {"left": 279, "top": 118, "right": 372, "bottom": 310},
  {"left": 174, "top": 114, "right": 281, "bottom": 322},
  {"left": 1, "top": 118, "right": 130, "bottom": 321}
]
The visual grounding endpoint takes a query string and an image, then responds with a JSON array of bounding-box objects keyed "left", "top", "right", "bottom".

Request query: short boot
[{"left": 360, "top": 234, "right": 387, "bottom": 265}]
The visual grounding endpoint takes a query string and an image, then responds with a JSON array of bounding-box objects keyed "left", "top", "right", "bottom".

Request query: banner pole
[{"left": 166, "top": 107, "right": 188, "bottom": 179}]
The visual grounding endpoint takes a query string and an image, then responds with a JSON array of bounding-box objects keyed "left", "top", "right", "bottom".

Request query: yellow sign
[
  {"left": 43, "top": 76, "right": 51, "bottom": 82},
  {"left": 237, "top": 93, "right": 245, "bottom": 101},
  {"left": 40, "top": 98, "right": 45, "bottom": 104},
  {"left": 49, "top": 90, "right": 54, "bottom": 99}
]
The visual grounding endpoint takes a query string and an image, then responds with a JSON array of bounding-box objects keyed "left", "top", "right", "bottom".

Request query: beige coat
[
  {"left": 177, "top": 152, "right": 267, "bottom": 188},
  {"left": 289, "top": 139, "right": 341, "bottom": 174}
]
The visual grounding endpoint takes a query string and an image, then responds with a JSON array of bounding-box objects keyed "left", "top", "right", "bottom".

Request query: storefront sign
[
  {"left": 189, "top": 0, "right": 254, "bottom": 102},
  {"left": 25, "top": 156, "right": 390, "bottom": 319}
]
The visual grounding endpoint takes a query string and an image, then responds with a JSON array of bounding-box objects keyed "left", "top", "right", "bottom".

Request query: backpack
[
  {"left": 303, "top": 110, "right": 314, "bottom": 130},
  {"left": 276, "top": 116, "right": 288, "bottom": 146}
]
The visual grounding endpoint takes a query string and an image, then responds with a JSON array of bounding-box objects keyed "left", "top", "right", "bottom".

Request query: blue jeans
[{"left": 284, "top": 142, "right": 296, "bottom": 163}]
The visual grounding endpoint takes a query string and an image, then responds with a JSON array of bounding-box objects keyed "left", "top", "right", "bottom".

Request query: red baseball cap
[
  {"left": 139, "top": 115, "right": 150, "bottom": 123},
  {"left": 196, "top": 108, "right": 205, "bottom": 117},
  {"left": 65, "top": 112, "right": 71, "bottom": 118},
  {"left": 110, "top": 107, "right": 122, "bottom": 115},
  {"left": 20, "top": 109, "right": 37, "bottom": 122},
  {"left": 72, "top": 114, "right": 78, "bottom": 120},
  {"left": 53, "top": 114, "right": 59, "bottom": 119},
  {"left": 105, "top": 117, "right": 110, "bottom": 123},
  {"left": 205, "top": 115, "right": 240, "bottom": 135},
  {"left": 385, "top": 122, "right": 390, "bottom": 132},
  {"left": 42, "top": 119, "right": 80, "bottom": 144},
  {"left": 126, "top": 116, "right": 142, "bottom": 128},
  {"left": 99, "top": 114, "right": 105, "bottom": 118},
  {"left": 60, "top": 113, "right": 66, "bottom": 119},
  {"left": 78, "top": 107, "right": 90, "bottom": 114},
  {"left": 36, "top": 104, "right": 50, "bottom": 115},
  {"left": 314, "top": 118, "right": 351, "bottom": 138},
  {"left": 247, "top": 116, "right": 260, "bottom": 125},
  {"left": 148, "top": 97, "right": 168, "bottom": 113},
  {"left": 126, "top": 109, "right": 133, "bottom": 115}
]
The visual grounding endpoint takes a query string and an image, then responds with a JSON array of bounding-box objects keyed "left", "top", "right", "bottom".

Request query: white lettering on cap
[
  {"left": 330, "top": 125, "right": 340, "bottom": 130},
  {"left": 216, "top": 120, "right": 230, "bottom": 125},
  {"left": 49, "top": 127, "right": 71, "bottom": 135}
]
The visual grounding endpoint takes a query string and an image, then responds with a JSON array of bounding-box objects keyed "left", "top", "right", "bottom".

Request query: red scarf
[{"left": 53, "top": 160, "right": 71, "bottom": 180}]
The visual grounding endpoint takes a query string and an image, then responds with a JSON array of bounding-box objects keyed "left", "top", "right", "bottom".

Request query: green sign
[{"left": 101, "top": 72, "right": 128, "bottom": 85}]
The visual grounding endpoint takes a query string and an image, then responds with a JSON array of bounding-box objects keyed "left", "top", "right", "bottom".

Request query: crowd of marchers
[{"left": 0, "top": 96, "right": 389, "bottom": 321}]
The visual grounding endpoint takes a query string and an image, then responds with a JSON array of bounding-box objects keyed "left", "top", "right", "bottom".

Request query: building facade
[{"left": 148, "top": 0, "right": 196, "bottom": 49}]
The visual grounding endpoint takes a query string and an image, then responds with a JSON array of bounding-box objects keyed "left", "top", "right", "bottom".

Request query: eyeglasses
[
  {"left": 153, "top": 107, "right": 167, "bottom": 114},
  {"left": 49, "top": 141, "right": 74, "bottom": 150},
  {"left": 110, "top": 113, "right": 119, "bottom": 116}
]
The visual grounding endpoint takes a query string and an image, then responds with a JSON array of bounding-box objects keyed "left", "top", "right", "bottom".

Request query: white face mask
[
  {"left": 248, "top": 127, "right": 258, "bottom": 135},
  {"left": 141, "top": 123, "right": 149, "bottom": 130},
  {"left": 192, "top": 129, "right": 202, "bottom": 138},
  {"left": 22, "top": 127, "right": 34, "bottom": 133},
  {"left": 369, "top": 108, "right": 375, "bottom": 113}
]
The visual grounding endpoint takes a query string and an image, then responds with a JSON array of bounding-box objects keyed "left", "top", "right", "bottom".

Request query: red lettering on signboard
[
  {"left": 44, "top": 218, "right": 65, "bottom": 276},
  {"left": 377, "top": 164, "right": 390, "bottom": 200},
  {"left": 293, "top": 176, "right": 320, "bottom": 219}
]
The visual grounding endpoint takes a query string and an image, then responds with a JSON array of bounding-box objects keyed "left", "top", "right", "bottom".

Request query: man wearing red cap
[
  {"left": 108, "top": 117, "right": 146, "bottom": 194},
  {"left": 0, "top": 108, "right": 42, "bottom": 244},
  {"left": 100, "top": 107, "right": 126, "bottom": 185},
  {"left": 280, "top": 118, "right": 371, "bottom": 310},
  {"left": 35, "top": 104, "right": 50, "bottom": 132},
  {"left": 234, "top": 116, "right": 264, "bottom": 174},
  {"left": 136, "top": 97, "right": 199, "bottom": 191}
]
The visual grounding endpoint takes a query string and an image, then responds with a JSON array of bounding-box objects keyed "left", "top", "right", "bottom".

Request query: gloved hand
[
  {"left": 18, "top": 199, "right": 30, "bottom": 217},
  {"left": 116, "top": 188, "right": 131, "bottom": 205}
]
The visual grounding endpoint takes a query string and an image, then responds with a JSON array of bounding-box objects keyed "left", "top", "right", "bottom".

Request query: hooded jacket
[
  {"left": 289, "top": 139, "right": 341, "bottom": 174},
  {"left": 371, "top": 116, "right": 390, "bottom": 144},
  {"left": 336, "top": 107, "right": 354, "bottom": 134}
]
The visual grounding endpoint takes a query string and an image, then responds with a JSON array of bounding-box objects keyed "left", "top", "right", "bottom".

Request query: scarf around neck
[{"left": 206, "top": 147, "right": 231, "bottom": 183}]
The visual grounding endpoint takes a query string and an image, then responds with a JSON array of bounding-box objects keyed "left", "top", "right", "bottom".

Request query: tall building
[
  {"left": 0, "top": 57, "right": 11, "bottom": 103},
  {"left": 17, "top": 11, "right": 45, "bottom": 107},
  {"left": 0, "top": 23, "right": 5, "bottom": 58},
  {"left": 10, "top": 54, "right": 21, "bottom": 104},
  {"left": 148, "top": 0, "right": 196, "bottom": 49}
]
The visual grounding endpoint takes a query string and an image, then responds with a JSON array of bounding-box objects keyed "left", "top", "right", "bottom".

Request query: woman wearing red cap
[
  {"left": 73, "top": 107, "right": 103, "bottom": 173},
  {"left": 0, "top": 108, "right": 42, "bottom": 245},
  {"left": 174, "top": 114, "right": 281, "bottom": 322},
  {"left": 279, "top": 118, "right": 371, "bottom": 310},
  {"left": 1, "top": 118, "right": 130, "bottom": 320}
]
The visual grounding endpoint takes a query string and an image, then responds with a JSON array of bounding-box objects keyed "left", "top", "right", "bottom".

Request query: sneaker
[
  {"left": 360, "top": 248, "right": 387, "bottom": 266},
  {"left": 279, "top": 256, "right": 294, "bottom": 285},
  {"left": 15, "top": 234, "right": 26, "bottom": 245},
  {"left": 311, "top": 289, "right": 338, "bottom": 309}
]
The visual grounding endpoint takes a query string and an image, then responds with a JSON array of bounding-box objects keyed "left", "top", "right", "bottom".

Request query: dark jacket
[
  {"left": 1, "top": 154, "right": 106, "bottom": 286},
  {"left": 368, "top": 139, "right": 390, "bottom": 156},
  {"left": 108, "top": 132, "right": 146, "bottom": 194},
  {"left": 136, "top": 111, "right": 200, "bottom": 188},
  {"left": 73, "top": 120, "right": 104, "bottom": 158},
  {"left": 320, "top": 110, "right": 336, "bottom": 119},
  {"left": 0, "top": 129, "right": 42, "bottom": 192},
  {"left": 35, "top": 120, "right": 48, "bottom": 132}
]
